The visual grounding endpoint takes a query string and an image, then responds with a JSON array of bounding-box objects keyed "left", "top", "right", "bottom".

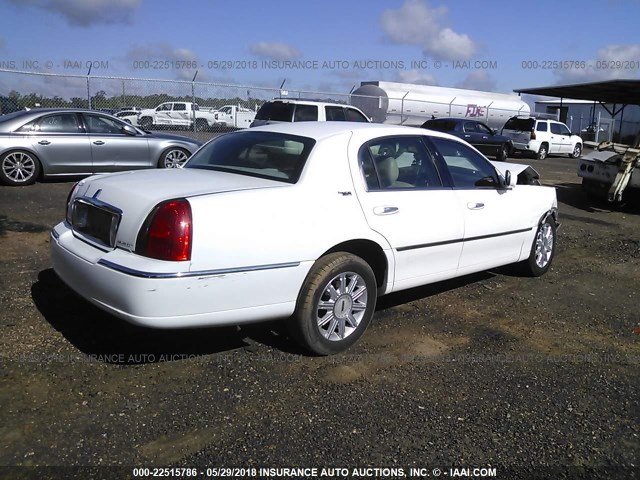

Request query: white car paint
[{"left": 51, "top": 122, "right": 557, "bottom": 339}]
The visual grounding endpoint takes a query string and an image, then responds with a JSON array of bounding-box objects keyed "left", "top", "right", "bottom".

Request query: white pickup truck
[
  {"left": 208, "top": 105, "right": 256, "bottom": 129},
  {"left": 138, "top": 102, "right": 217, "bottom": 131}
]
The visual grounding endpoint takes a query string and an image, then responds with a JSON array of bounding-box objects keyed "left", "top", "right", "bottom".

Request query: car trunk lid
[{"left": 70, "top": 168, "right": 286, "bottom": 252}]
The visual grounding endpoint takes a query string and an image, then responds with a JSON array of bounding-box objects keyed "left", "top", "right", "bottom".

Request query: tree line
[{"left": 0, "top": 90, "right": 261, "bottom": 114}]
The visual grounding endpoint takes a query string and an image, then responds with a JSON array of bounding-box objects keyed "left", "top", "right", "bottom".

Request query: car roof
[
  {"left": 264, "top": 99, "right": 362, "bottom": 109},
  {"left": 426, "top": 117, "right": 485, "bottom": 123},
  {"left": 0, "top": 108, "right": 134, "bottom": 132},
  {"left": 248, "top": 121, "right": 465, "bottom": 143}
]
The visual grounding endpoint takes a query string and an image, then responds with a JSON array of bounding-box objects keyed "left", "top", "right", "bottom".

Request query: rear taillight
[
  {"left": 530, "top": 129, "right": 536, "bottom": 140},
  {"left": 137, "top": 199, "right": 192, "bottom": 261}
]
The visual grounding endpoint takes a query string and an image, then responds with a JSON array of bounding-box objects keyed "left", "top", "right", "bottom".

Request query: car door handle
[
  {"left": 38, "top": 140, "right": 51, "bottom": 145},
  {"left": 467, "top": 202, "right": 485, "bottom": 210},
  {"left": 93, "top": 141, "right": 105, "bottom": 145},
  {"left": 373, "top": 206, "right": 399, "bottom": 215},
  {"left": 464, "top": 134, "right": 471, "bottom": 138},
  {"left": 482, "top": 136, "right": 488, "bottom": 139}
]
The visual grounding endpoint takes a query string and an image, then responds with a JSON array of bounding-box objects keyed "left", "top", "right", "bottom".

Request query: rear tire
[
  {"left": 496, "top": 143, "right": 509, "bottom": 162},
  {"left": 139, "top": 117, "right": 153, "bottom": 129},
  {"left": 520, "top": 215, "right": 556, "bottom": 277},
  {"left": 289, "top": 253, "right": 377, "bottom": 355},
  {"left": 0, "top": 150, "right": 41, "bottom": 186},
  {"left": 158, "top": 148, "right": 190, "bottom": 168},
  {"left": 537, "top": 143, "right": 548, "bottom": 160},
  {"left": 195, "top": 119, "right": 209, "bottom": 132}
]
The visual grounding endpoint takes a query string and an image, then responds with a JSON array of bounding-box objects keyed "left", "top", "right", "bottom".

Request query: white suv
[
  {"left": 502, "top": 117, "right": 583, "bottom": 160},
  {"left": 250, "top": 99, "right": 370, "bottom": 127}
]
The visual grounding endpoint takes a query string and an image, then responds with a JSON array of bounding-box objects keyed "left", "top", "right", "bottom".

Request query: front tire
[
  {"left": 158, "top": 148, "right": 190, "bottom": 168},
  {"left": 570, "top": 143, "right": 582, "bottom": 159},
  {"left": 520, "top": 215, "right": 556, "bottom": 277},
  {"left": 289, "top": 253, "right": 377, "bottom": 355},
  {"left": 0, "top": 150, "right": 41, "bottom": 186}
]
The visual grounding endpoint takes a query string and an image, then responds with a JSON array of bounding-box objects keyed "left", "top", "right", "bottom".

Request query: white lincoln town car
[{"left": 51, "top": 122, "right": 558, "bottom": 355}]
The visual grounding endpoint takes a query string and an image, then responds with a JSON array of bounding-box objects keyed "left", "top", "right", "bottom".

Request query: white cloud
[
  {"left": 8, "top": 0, "right": 142, "bottom": 27},
  {"left": 0, "top": 70, "right": 90, "bottom": 100},
  {"left": 554, "top": 44, "right": 640, "bottom": 83},
  {"left": 380, "top": 0, "right": 476, "bottom": 61},
  {"left": 126, "top": 44, "right": 205, "bottom": 81},
  {"left": 455, "top": 71, "right": 496, "bottom": 91},
  {"left": 396, "top": 69, "right": 438, "bottom": 86},
  {"left": 249, "top": 42, "right": 301, "bottom": 61}
]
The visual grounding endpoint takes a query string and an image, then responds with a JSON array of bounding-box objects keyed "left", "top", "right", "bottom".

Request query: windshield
[{"left": 185, "top": 131, "right": 316, "bottom": 183}]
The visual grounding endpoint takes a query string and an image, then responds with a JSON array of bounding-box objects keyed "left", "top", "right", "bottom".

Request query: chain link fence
[
  {"left": 0, "top": 69, "right": 354, "bottom": 139},
  {"left": 2, "top": 69, "right": 639, "bottom": 144}
]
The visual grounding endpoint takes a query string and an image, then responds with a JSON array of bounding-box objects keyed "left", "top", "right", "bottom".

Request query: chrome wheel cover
[
  {"left": 163, "top": 149, "right": 189, "bottom": 168},
  {"left": 573, "top": 144, "right": 581, "bottom": 157},
  {"left": 535, "top": 223, "right": 554, "bottom": 268},
  {"left": 2, "top": 152, "right": 36, "bottom": 182},
  {"left": 316, "top": 271, "right": 368, "bottom": 341}
]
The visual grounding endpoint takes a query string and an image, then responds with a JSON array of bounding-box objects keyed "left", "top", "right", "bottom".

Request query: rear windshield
[
  {"left": 185, "top": 131, "right": 316, "bottom": 184},
  {"left": 254, "top": 102, "right": 294, "bottom": 122},
  {"left": 423, "top": 120, "right": 456, "bottom": 132},
  {"left": 503, "top": 117, "right": 535, "bottom": 131}
]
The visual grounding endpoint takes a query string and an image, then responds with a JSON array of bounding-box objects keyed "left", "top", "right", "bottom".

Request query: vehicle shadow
[
  {"left": 31, "top": 269, "right": 301, "bottom": 364},
  {"left": 555, "top": 181, "right": 640, "bottom": 215},
  {"left": 376, "top": 271, "right": 494, "bottom": 310}
]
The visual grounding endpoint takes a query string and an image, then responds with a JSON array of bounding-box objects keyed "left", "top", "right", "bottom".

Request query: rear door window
[
  {"left": 18, "top": 113, "right": 81, "bottom": 133},
  {"left": 536, "top": 122, "right": 548, "bottom": 132},
  {"left": 359, "top": 136, "right": 443, "bottom": 190},
  {"left": 326, "top": 106, "right": 346, "bottom": 121},
  {"left": 293, "top": 104, "right": 318, "bottom": 122},
  {"left": 463, "top": 122, "right": 478, "bottom": 133},
  {"left": 345, "top": 108, "right": 369, "bottom": 122}
]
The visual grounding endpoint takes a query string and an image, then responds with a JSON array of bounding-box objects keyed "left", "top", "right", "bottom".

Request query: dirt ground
[{"left": 0, "top": 151, "right": 638, "bottom": 479}]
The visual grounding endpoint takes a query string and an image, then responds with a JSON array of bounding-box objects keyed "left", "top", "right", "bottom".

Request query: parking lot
[{"left": 1, "top": 152, "right": 638, "bottom": 476}]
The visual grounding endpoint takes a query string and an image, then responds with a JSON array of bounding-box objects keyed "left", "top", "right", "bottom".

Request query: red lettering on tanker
[{"left": 465, "top": 104, "right": 486, "bottom": 117}]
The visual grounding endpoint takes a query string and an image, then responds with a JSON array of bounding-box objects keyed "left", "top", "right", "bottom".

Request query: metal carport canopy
[{"left": 513, "top": 79, "right": 640, "bottom": 106}]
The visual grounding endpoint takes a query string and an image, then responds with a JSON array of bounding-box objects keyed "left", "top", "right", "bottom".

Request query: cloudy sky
[{"left": 0, "top": 0, "right": 639, "bottom": 99}]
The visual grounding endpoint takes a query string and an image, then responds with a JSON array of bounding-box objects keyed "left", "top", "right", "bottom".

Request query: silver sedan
[{"left": 0, "top": 109, "right": 203, "bottom": 186}]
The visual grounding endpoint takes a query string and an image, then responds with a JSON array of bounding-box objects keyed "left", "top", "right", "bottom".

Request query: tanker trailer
[{"left": 351, "top": 81, "right": 530, "bottom": 130}]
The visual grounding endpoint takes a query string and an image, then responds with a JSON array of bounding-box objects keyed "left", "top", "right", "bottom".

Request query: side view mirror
[
  {"left": 503, "top": 170, "right": 517, "bottom": 188},
  {"left": 492, "top": 128, "right": 498, "bottom": 135},
  {"left": 121, "top": 124, "right": 137, "bottom": 136}
]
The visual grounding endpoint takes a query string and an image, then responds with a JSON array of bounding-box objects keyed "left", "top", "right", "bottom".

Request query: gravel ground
[{"left": 0, "top": 152, "right": 638, "bottom": 480}]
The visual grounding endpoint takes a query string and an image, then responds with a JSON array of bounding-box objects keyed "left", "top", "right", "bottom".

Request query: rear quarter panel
[{"left": 188, "top": 132, "right": 391, "bottom": 273}]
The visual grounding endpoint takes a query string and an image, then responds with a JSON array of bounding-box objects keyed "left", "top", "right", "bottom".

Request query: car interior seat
[{"left": 376, "top": 156, "right": 412, "bottom": 188}]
